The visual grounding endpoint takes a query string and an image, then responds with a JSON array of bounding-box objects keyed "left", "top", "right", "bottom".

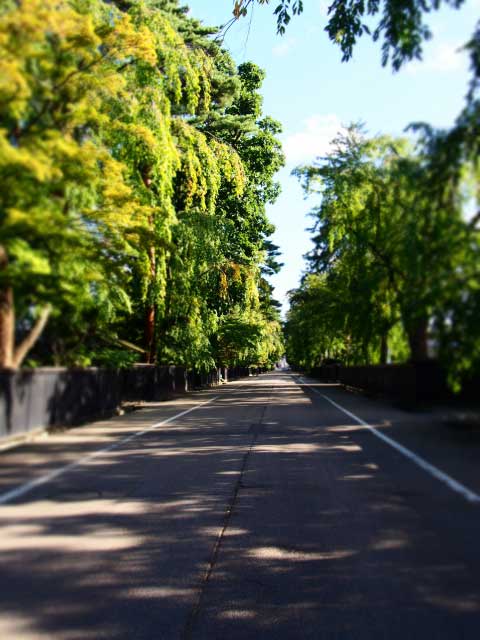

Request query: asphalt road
[{"left": 1, "top": 371, "right": 480, "bottom": 639}]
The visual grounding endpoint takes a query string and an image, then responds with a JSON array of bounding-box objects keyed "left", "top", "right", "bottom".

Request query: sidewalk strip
[
  {"left": 0, "top": 395, "right": 219, "bottom": 506},
  {"left": 299, "top": 377, "right": 480, "bottom": 505}
]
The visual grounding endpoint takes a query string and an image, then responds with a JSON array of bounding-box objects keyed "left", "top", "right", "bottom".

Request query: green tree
[
  {"left": 288, "top": 126, "right": 475, "bottom": 371},
  {"left": 0, "top": 0, "right": 284, "bottom": 372},
  {"left": 155, "top": 49, "right": 285, "bottom": 369},
  {"left": 0, "top": 0, "right": 154, "bottom": 367}
]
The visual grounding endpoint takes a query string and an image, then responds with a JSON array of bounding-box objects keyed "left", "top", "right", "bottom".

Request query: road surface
[{"left": 1, "top": 371, "right": 479, "bottom": 639}]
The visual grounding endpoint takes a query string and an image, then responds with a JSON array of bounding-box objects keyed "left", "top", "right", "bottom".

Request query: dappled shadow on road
[
  {"left": 0, "top": 382, "right": 292, "bottom": 489},
  {"left": 0, "top": 373, "right": 479, "bottom": 639},
  {"left": 0, "top": 379, "right": 283, "bottom": 638}
]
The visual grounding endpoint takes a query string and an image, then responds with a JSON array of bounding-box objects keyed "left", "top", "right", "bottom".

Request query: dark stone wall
[
  {"left": 309, "top": 363, "right": 480, "bottom": 406},
  {"left": 338, "top": 363, "right": 448, "bottom": 405},
  {"left": 0, "top": 365, "right": 213, "bottom": 443},
  {"left": 0, "top": 364, "right": 268, "bottom": 443}
]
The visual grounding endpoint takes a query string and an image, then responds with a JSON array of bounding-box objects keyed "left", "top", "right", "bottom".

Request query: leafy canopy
[
  {"left": 0, "top": 0, "right": 284, "bottom": 370},
  {"left": 231, "top": 0, "right": 470, "bottom": 71},
  {"left": 286, "top": 125, "right": 479, "bottom": 384}
]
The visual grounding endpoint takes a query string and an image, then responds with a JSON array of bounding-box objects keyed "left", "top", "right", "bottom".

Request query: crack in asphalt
[{"left": 182, "top": 383, "right": 274, "bottom": 640}]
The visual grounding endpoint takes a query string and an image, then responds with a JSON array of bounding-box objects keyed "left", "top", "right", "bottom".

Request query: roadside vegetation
[
  {"left": 0, "top": 0, "right": 284, "bottom": 371},
  {"left": 285, "top": 125, "right": 479, "bottom": 387},
  {"left": 232, "top": 1, "right": 479, "bottom": 388}
]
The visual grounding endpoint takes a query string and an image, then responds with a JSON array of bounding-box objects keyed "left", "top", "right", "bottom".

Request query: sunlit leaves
[
  {"left": 0, "top": 0, "right": 283, "bottom": 369},
  {"left": 287, "top": 126, "right": 479, "bottom": 380}
]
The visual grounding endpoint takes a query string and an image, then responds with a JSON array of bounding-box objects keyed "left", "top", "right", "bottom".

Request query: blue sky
[{"left": 186, "top": 0, "right": 478, "bottom": 314}]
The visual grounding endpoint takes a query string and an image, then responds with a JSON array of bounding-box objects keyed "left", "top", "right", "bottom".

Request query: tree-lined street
[
  {"left": 1, "top": 372, "right": 479, "bottom": 639},
  {"left": 2, "top": 3, "right": 479, "bottom": 636}
]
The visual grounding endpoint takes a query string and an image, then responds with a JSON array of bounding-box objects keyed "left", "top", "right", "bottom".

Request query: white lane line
[
  {"left": 298, "top": 377, "right": 480, "bottom": 505},
  {"left": 0, "top": 395, "right": 219, "bottom": 506}
]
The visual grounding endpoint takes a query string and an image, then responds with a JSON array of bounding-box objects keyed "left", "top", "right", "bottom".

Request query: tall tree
[
  {"left": 287, "top": 126, "right": 476, "bottom": 372},
  {"left": 153, "top": 31, "right": 285, "bottom": 370},
  {"left": 1, "top": 0, "right": 283, "bottom": 372},
  {"left": 0, "top": 0, "right": 155, "bottom": 367}
]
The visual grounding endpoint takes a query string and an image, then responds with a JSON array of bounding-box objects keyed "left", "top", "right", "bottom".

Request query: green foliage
[
  {"left": 286, "top": 126, "right": 480, "bottom": 385},
  {"left": 0, "top": 0, "right": 283, "bottom": 371},
  {"left": 154, "top": 51, "right": 285, "bottom": 371},
  {"left": 234, "top": 1, "right": 304, "bottom": 36},
  {"left": 324, "top": 0, "right": 466, "bottom": 71},
  {"left": 92, "top": 348, "right": 140, "bottom": 369},
  {"left": 214, "top": 307, "right": 283, "bottom": 368},
  {"left": 233, "top": 0, "right": 468, "bottom": 71}
]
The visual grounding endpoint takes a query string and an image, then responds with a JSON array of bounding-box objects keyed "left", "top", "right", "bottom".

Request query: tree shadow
[{"left": 0, "top": 374, "right": 479, "bottom": 639}]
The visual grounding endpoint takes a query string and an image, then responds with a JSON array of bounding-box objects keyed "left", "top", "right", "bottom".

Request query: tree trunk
[
  {"left": 0, "top": 246, "right": 14, "bottom": 368},
  {"left": 0, "top": 286, "right": 14, "bottom": 369},
  {"left": 156, "top": 262, "right": 172, "bottom": 365},
  {"left": 380, "top": 331, "right": 388, "bottom": 365},
  {"left": 142, "top": 167, "right": 157, "bottom": 364},
  {"left": 408, "top": 317, "right": 429, "bottom": 362},
  {"left": 145, "top": 304, "right": 155, "bottom": 364},
  {"left": 12, "top": 305, "right": 51, "bottom": 368},
  {"left": 144, "top": 244, "right": 156, "bottom": 364},
  {"left": 363, "top": 342, "right": 370, "bottom": 366},
  {"left": 0, "top": 246, "right": 51, "bottom": 369}
]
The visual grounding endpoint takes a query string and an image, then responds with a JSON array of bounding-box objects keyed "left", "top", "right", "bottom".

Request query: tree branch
[
  {"left": 12, "top": 305, "right": 52, "bottom": 368},
  {"left": 468, "top": 209, "right": 480, "bottom": 230}
]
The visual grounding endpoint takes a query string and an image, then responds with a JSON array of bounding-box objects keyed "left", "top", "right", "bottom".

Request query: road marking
[
  {"left": 298, "top": 377, "right": 480, "bottom": 505},
  {"left": 0, "top": 395, "right": 219, "bottom": 506}
]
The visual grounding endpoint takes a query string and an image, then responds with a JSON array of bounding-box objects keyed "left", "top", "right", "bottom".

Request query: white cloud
[
  {"left": 282, "top": 114, "right": 345, "bottom": 165},
  {"left": 272, "top": 36, "right": 297, "bottom": 57},
  {"left": 406, "top": 41, "right": 468, "bottom": 75}
]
